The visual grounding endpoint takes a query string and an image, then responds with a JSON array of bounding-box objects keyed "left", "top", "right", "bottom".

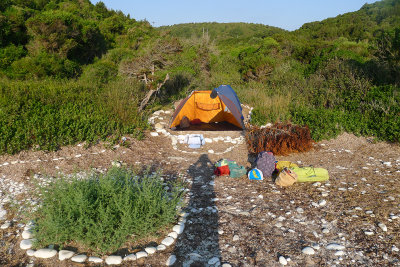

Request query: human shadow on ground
[{"left": 172, "top": 154, "right": 222, "bottom": 266}]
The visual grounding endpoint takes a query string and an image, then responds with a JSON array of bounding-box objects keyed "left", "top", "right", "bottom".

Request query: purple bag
[{"left": 256, "top": 152, "right": 276, "bottom": 178}]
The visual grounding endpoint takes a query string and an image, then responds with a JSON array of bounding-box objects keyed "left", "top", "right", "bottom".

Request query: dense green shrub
[
  {"left": 31, "top": 167, "right": 185, "bottom": 254},
  {"left": 0, "top": 78, "right": 147, "bottom": 154}
]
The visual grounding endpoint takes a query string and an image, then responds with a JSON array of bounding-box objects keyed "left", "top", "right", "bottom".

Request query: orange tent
[{"left": 169, "top": 89, "right": 244, "bottom": 129}]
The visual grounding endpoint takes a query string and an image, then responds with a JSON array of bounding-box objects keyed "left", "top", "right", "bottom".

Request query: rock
[
  {"left": 20, "top": 239, "right": 34, "bottom": 250},
  {"left": 322, "top": 228, "right": 330, "bottom": 234},
  {"left": 59, "top": 250, "right": 74, "bottom": 260},
  {"left": 335, "top": 251, "right": 345, "bottom": 256},
  {"left": 154, "top": 123, "right": 163, "bottom": 130},
  {"left": 318, "top": 199, "right": 327, "bottom": 207},
  {"left": 302, "top": 247, "right": 315, "bottom": 255},
  {"left": 208, "top": 257, "right": 220, "bottom": 265},
  {"left": 34, "top": 248, "right": 57, "bottom": 259},
  {"left": 27, "top": 249, "right": 35, "bottom": 256},
  {"left": 364, "top": 231, "right": 374, "bottom": 235},
  {"left": 233, "top": 235, "right": 240, "bottom": 241},
  {"left": 392, "top": 246, "right": 399, "bottom": 252},
  {"left": 168, "top": 231, "right": 178, "bottom": 239},
  {"left": 150, "top": 132, "right": 159, "bottom": 137},
  {"left": 124, "top": 254, "right": 137, "bottom": 261},
  {"left": 162, "top": 236, "right": 175, "bottom": 246},
  {"left": 145, "top": 247, "right": 157, "bottom": 254},
  {"left": 71, "top": 254, "right": 87, "bottom": 263},
  {"left": 1, "top": 221, "right": 11, "bottom": 229},
  {"left": 205, "top": 138, "right": 213, "bottom": 143},
  {"left": 313, "top": 182, "right": 321, "bottom": 187},
  {"left": 157, "top": 244, "right": 166, "bottom": 251},
  {"left": 326, "top": 243, "right": 345, "bottom": 250},
  {"left": 378, "top": 223, "right": 387, "bottom": 232},
  {"left": 105, "top": 255, "right": 122, "bottom": 265},
  {"left": 296, "top": 207, "right": 304, "bottom": 213},
  {"left": 208, "top": 149, "right": 215, "bottom": 154},
  {"left": 173, "top": 223, "right": 185, "bottom": 234},
  {"left": 22, "top": 230, "right": 33, "bottom": 239},
  {"left": 88, "top": 256, "right": 103, "bottom": 263},
  {"left": 0, "top": 206, "right": 7, "bottom": 220},
  {"left": 222, "top": 264, "right": 232, "bottom": 267},
  {"left": 166, "top": 255, "right": 176, "bottom": 266},
  {"left": 136, "top": 251, "right": 148, "bottom": 259},
  {"left": 279, "top": 255, "right": 288, "bottom": 265}
]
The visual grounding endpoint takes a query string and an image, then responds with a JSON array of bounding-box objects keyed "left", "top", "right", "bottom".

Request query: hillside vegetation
[{"left": 0, "top": 0, "right": 399, "bottom": 154}]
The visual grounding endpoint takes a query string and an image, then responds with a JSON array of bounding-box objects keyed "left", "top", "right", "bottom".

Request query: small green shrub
[{"left": 31, "top": 167, "right": 185, "bottom": 254}]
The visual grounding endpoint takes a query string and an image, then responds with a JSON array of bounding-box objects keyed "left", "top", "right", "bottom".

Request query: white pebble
[
  {"left": 150, "top": 132, "right": 159, "bottom": 137},
  {"left": 124, "top": 254, "right": 136, "bottom": 261},
  {"left": 105, "top": 255, "right": 122, "bottom": 265},
  {"left": 318, "top": 199, "right": 327, "bottom": 207},
  {"left": 71, "top": 254, "right": 87, "bottom": 263},
  {"left": 162, "top": 236, "right": 175, "bottom": 246},
  {"left": 335, "top": 251, "right": 345, "bottom": 256},
  {"left": 173, "top": 223, "right": 185, "bottom": 234},
  {"left": 364, "top": 231, "right": 374, "bottom": 235},
  {"left": 145, "top": 247, "right": 157, "bottom": 254},
  {"left": 157, "top": 244, "right": 166, "bottom": 251},
  {"left": 279, "top": 255, "right": 288, "bottom": 265},
  {"left": 1, "top": 221, "right": 11, "bottom": 229},
  {"left": 168, "top": 231, "right": 178, "bottom": 239},
  {"left": 22, "top": 230, "right": 33, "bottom": 239},
  {"left": 59, "top": 250, "right": 74, "bottom": 260},
  {"left": 27, "top": 249, "right": 35, "bottom": 256},
  {"left": 322, "top": 228, "right": 330, "bottom": 234},
  {"left": 136, "top": 251, "right": 148, "bottom": 259},
  {"left": 326, "top": 243, "right": 345, "bottom": 250},
  {"left": 88, "top": 256, "right": 103, "bottom": 263},
  {"left": 378, "top": 223, "right": 387, "bottom": 232},
  {"left": 34, "top": 248, "right": 57, "bottom": 259},
  {"left": 208, "top": 150, "right": 214, "bottom": 154},
  {"left": 20, "top": 239, "right": 33, "bottom": 250},
  {"left": 296, "top": 207, "right": 304, "bottom": 213},
  {"left": 302, "top": 247, "right": 315, "bottom": 255},
  {"left": 392, "top": 246, "right": 399, "bottom": 252},
  {"left": 166, "top": 255, "right": 177, "bottom": 266}
]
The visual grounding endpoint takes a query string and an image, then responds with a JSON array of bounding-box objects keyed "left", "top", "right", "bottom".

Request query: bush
[
  {"left": 0, "top": 78, "right": 147, "bottom": 154},
  {"left": 31, "top": 167, "right": 185, "bottom": 254}
]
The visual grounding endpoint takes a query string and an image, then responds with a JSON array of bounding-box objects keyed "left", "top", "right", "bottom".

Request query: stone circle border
[{"left": 18, "top": 212, "right": 189, "bottom": 266}]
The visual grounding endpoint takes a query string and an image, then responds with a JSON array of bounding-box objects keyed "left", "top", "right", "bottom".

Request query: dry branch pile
[{"left": 245, "top": 123, "right": 313, "bottom": 155}]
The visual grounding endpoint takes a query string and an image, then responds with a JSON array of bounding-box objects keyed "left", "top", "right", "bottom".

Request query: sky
[{"left": 90, "top": 0, "right": 379, "bottom": 31}]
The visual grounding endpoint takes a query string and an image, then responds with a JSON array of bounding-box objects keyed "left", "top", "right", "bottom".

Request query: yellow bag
[
  {"left": 275, "top": 168, "right": 298, "bottom": 187},
  {"left": 275, "top": 161, "right": 298, "bottom": 172}
]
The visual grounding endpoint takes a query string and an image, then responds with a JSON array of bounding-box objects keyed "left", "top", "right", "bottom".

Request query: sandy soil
[{"left": 1, "top": 108, "right": 400, "bottom": 267}]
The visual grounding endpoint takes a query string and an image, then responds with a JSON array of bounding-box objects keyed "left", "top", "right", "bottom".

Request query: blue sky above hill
[{"left": 91, "top": 0, "right": 378, "bottom": 31}]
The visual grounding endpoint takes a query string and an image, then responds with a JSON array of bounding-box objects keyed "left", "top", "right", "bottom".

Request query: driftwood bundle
[{"left": 245, "top": 123, "right": 313, "bottom": 155}]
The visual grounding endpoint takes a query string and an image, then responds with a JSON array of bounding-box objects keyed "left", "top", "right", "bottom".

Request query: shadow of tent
[{"left": 172, "top": 154, "right": 222, "bottom": 266}]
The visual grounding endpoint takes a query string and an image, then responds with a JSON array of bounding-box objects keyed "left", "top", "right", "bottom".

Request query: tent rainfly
[{"left": 169, "top": 85, "right": 244, "bottom": 129}]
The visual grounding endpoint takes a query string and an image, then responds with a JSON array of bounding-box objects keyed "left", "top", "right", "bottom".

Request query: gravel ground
[{"left": 1, "top": 108, "right": 400, "bottom": 267}]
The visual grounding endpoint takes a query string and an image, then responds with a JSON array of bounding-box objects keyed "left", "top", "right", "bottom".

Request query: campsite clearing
[{"left": 0, "top": 110, "right": 400, "bottom": 266}]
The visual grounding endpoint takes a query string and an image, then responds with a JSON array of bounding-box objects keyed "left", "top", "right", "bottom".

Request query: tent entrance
[
  {"left": 169, "top": 86, "right": 245, "bottom": 130},
  {"left": 174, "top": 121, "right": 243, "bottom": 131}
]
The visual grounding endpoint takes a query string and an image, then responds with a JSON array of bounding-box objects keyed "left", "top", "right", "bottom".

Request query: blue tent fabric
[
  {"left": 214, "top": 85, "right": 243, "bottom": 115},
  {"left": 213, "top": 85, "right": 244, "bottom": 129}
]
